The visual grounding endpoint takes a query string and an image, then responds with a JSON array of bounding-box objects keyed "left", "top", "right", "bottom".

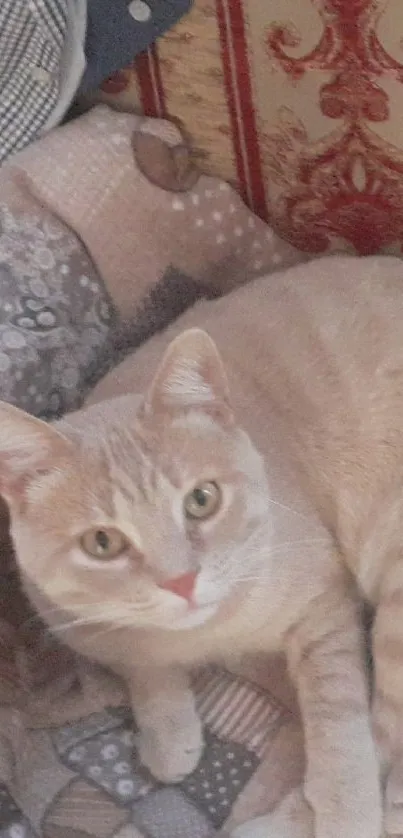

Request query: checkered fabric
[{"left": 0, "top": 0, "right": 68, "bottom": 164}]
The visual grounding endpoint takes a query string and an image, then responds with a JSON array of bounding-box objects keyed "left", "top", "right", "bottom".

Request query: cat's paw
[
  {"left": 230, "top": 816, "right": 310, "bottom": 838},
  {"left": 137, "top": 710, "right": 204, "bottom": 783},
  {"left": 384, "top": 799, "right": 403, "bottom": 836},
  {"left": 230, "top": 789, "right": 314, "bottom": 838},
  {"left": 384, "top": 813, "right": 403, "bottom": 837},
  {"left": 384, "top": 756, "right": 403, "bottom": 837},
  {"left": 230, "top": 815, "right": 278, "bottom": 838}
]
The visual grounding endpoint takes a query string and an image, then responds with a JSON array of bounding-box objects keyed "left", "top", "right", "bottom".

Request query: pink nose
[{"left": 160, "top": 571, "right": 197, "bottom": 601}]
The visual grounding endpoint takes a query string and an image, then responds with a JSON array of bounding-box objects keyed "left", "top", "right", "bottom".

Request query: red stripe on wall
[
  {"left": 135, "top": 50, "right": 156, "bottom": 115},
  {"left": 215, "top": 0, "right": 268, "bottom": 220},
  {"left": 152, "top": 43, "right": 167, "bottom": 117},
  {"left": 135, "top": 45, "right": 166, "bottom": 118}
]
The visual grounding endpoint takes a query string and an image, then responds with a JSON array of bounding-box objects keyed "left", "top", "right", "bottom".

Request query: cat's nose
[{"left": 159, "top": 571, "right": 197, "bottom": 602}]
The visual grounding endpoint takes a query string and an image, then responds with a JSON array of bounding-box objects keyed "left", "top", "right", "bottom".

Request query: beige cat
[{"left": 3, "top": 252, "right": 403, "bottom": 838}]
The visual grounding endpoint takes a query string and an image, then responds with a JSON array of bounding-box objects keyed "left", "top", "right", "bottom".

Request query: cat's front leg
[
  {"left": 126, "top": 666, "right": 204, "bottom": 783},
  {"left": 286, "top": 584, "right": 381, "bottom": 838},
  {"left": 230, "top": 786, "right": 314, "bottom": 838},
  {"left": 372, "top": 584, "right": 403, "bottom": 838}
]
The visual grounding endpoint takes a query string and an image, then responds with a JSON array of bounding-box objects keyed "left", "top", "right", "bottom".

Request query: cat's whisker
[
  {"left": 78, "top": 623, "right": 131, "bottom": 646},
  {"left": 214, "top": 535, "right": 332, "bottom": 590},
  {"left": 266, "top": 496, "right": 309, "bottom": 520},
  {"left": 269, "top": 537, "right": 330, "bottom": 554},
  {"left": 49, "top": 599, "right": 165, "bottom": 637},
  {"left": 217, "top": 531, "right": 330, "bottom": 578},
  {"left": 51, "top": 617, "right": 106, "bottom": 635}
]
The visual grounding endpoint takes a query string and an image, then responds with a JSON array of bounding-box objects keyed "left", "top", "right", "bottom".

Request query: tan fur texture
[{"left": 3, "top": 252, "right": 403, "bottom": 837}]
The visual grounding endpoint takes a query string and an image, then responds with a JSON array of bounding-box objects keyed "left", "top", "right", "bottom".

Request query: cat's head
[{"left": 0, "top": 330, "right": 269, "bottom": 632}]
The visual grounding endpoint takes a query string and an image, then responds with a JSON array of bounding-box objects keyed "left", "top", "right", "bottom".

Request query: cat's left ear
[
  {"left": 0, "top": 401, "right": 72, "bottom": 503},
  {"left": 143, "top": 329, "right": 234, "bottom": 426}
]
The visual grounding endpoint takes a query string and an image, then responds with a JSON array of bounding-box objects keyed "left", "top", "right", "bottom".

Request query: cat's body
[
  {"left": 4, "top": 253, "right": 403, "bottom": 837},
  {"left": 89, "top": 253, "right": 403, "bottom": 602}
]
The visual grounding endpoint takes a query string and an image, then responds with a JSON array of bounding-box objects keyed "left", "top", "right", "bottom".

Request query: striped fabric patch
[{"left": 193, "top": 667, "right": 283, "bottom": 758}]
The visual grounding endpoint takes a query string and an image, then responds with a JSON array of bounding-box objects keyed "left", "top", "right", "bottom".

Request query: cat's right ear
[
  {"left": 142, "top": 329, "right": 234, "bottom": 426},
  {"left": 0, "top": 401, "right": 72, "bottom": 503}
]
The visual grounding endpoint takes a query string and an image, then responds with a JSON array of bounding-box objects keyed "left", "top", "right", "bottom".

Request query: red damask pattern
[
  {"left": 266, "top": 0, "right": 403, "bottom": 254},
  {"left": 98, "top": 0, "right": 403, "bottom": 255}
]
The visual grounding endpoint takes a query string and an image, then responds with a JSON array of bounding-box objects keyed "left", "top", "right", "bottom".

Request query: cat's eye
[
  {"left": 184, "top": 481, "right": 221, "bottom": 520},
  {"left": 80, "top": 528, "right": 128, "bottom": 560}
]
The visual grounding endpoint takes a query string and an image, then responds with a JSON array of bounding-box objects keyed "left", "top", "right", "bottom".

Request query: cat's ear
[
  {"left": 143, "top": 329, "right": 233, "bottom": 425},
  {"left": 0, "top": 401, "right": 71, "bottom": 502}
]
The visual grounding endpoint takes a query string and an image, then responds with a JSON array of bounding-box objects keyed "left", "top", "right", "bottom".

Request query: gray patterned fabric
[{"left": 0, "top": 204, "right": 117, "bottom": 418}]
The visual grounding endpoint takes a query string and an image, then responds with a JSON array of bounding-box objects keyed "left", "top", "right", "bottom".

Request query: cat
[{"left": 3, "top": 252, "right": 403, "bottom": 838}]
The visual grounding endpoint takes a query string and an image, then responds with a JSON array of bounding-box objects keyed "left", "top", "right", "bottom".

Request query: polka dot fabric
[
  {"left": 8, "top": 106, "right": 305, "bottom": 326},
  {"left": 165, "top": 179, "right": 296, "bottom": 284},
  {"left": 65, "top": 729, "right": 152, "bottom": 803},
  {"left": 181, "top": 732, "right": 257, "bottom": 829}
]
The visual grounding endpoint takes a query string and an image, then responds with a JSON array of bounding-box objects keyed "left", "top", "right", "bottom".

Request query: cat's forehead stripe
[
  {"left": 112, "top": 489, "right": 144, "bottom": 550},
  {"left": 104, "top": 423, "right": 185, "bottom": 494},
  {"left": 112, "top": 468, "right": 150, "bottom": 506},
  {"left": 102, "top": 428, "right": 153, "bottom": 499}
]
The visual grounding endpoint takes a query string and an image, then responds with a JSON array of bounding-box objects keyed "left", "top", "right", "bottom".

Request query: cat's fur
[{"left": 4, "top": 252, "right": 403, "bottom": 837}]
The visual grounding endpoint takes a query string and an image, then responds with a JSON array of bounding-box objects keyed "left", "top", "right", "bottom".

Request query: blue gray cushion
[{"left": 80, "top": 0, "right": 193, "bottom": 92}]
